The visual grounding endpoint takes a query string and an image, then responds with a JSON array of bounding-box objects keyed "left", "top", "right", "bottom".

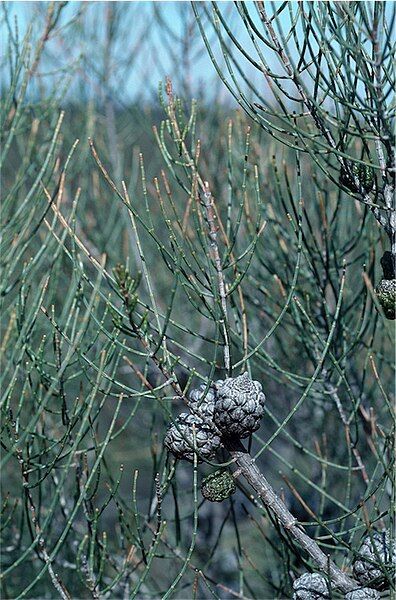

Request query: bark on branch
[{"left": 224, "top": 436, "right": 358, "bottom": 594}]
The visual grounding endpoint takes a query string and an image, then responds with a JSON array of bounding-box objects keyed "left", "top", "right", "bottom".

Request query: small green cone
[
  {"left": 340, "top": 161, "right": 375, "bottom": 194},
  {"left": 201, "top": 470, "right": 236, "bottom": 502},
  {"left": 375, "top": 279, "right": 396, "bottom": 320}
]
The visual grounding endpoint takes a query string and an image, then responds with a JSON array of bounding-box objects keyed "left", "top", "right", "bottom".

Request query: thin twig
[{"left": 202, "top": 181, "right": 231, "bottom": 374}]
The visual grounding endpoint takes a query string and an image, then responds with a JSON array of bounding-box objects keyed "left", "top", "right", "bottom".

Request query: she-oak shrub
[{"left": 1, "top": 2, "right": 394, "bottom": 598}]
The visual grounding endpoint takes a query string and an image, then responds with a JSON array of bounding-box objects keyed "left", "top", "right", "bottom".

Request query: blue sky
[
  {"left": 3, "top": 2, "right": 229, "bottom": 102},
  {"left": 3, "top": 1, "right": 287, "bottom": 105},
  {"left": 4, "top": 2, "right": 388, "bottom": 110}
]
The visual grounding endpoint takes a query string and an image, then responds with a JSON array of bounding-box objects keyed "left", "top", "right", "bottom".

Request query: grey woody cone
[
  {"left": 375, "top": 279, "right": 396, "bottom": 320},
  {"left": 345, "top": 589, "right": 380, "bottom": 600},
  {"left": 164, "top": 412, "right": 221, "bottom": 462},
  {"left": 214, "top": 372, "right": 265, "bottom": 438},
  {"left": 189, "top": 384, "right": 217, "bottom": 422},
  {"left": 292, "top": 573, "right": 330, "bottom": 599},
  {"left": 353, "top": 531, "right": 395, "bottom": 590}
]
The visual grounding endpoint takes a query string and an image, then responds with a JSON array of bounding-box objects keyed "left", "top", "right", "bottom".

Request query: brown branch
[
  {"left": 224, "top": 436, "right": 358, "bottom": 593},
  {"left": 202, "top": 181, "right": 231, "bottom": 374}
]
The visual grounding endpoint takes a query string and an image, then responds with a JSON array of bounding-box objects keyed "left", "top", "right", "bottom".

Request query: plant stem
[
  {"left": 202, "top": 182, "right": 231, "bottom": 374},
  {"left": 224, "top": 436, "right": 358, "bottom": 593}
]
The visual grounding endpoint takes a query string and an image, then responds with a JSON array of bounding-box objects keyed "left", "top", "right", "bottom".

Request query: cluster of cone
[
  {"left": 164, "top": 372, "right": 265, "bottom": 501},
  {"left": 164, "top": 372, "right": 265, "bottom": 462},
  {"left": 293, "top": 531, "right": 395, "bottom": 599}
]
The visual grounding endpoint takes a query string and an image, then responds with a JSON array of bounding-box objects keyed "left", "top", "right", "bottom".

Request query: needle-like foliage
[
  {"left": 193, "top": 1, "right": 395, "bottom": 249},
  {"left": 1, "top": 2, "right": 394, "bottom": 599}
]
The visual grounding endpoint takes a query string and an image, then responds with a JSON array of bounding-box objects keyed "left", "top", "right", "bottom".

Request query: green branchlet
[
  {"left": 339, "top": 162, "right": 375, "bottom": 195},
  {"left": 113, "top": 264, "right": 142, "bottom": 314}
]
